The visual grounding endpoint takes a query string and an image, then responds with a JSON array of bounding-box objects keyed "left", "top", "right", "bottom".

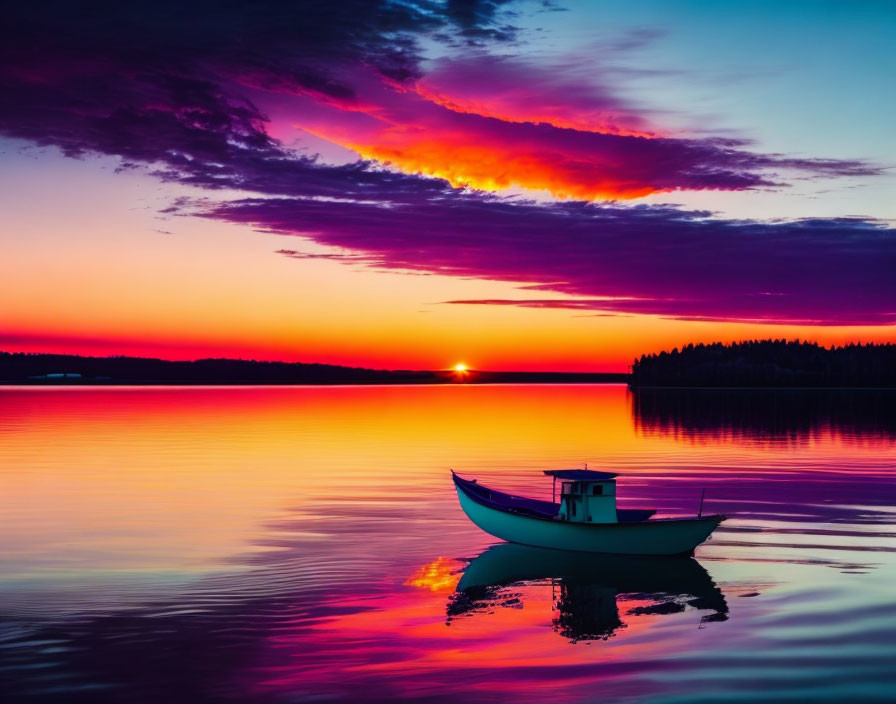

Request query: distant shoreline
[
  {"left": 5, "top": 341, "right": 895, "bottom": 388},
  {"left": 0, "top": 352, "right": 626, "bottom": 386}
]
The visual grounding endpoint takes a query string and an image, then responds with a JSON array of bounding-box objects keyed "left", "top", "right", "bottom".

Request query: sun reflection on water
[{"left": 405, "top": 557, "right": 465, "bottom": 592}]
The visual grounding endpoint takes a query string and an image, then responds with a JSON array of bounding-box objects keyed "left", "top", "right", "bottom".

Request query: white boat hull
[{"left": 456, "top": 486, "right": 722, "bottom": 556}]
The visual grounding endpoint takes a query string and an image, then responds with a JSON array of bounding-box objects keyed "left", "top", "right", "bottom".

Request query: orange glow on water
[
  {"left": 405, "top": 557, "right": 464, "bottom": 592},
  {"left": 2, "top": 384, "right": 890, "bottom": 579}
]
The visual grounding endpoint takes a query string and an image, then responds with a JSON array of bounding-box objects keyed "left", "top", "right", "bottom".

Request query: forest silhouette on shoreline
[{"left": 630, "top": 340, "right": 896, "bottom": 388}]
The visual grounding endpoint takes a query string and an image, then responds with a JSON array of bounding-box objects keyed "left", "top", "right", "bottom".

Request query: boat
[{"left": 451, "top": 469, "right": 725, "bottom": 556}]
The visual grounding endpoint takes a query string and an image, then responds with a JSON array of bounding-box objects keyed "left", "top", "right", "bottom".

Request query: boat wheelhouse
[{"left": 545, "top": 469, "right": 657, "bottom": 523}]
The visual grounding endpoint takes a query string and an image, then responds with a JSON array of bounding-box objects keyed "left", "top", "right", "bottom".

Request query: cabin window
[
  {"left": 570, "top": 500, "right": 577, "bottom": 517},
  {"left": 592, "top": 485, "right": 603, "bottom": 495}
]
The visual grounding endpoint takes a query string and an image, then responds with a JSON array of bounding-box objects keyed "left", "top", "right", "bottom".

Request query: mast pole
[{"left": 698, "top": 488, "right": 706, "bottom": 518}]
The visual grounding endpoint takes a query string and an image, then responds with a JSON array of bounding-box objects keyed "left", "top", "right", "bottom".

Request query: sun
[{"left": 453, "top": 362, "right": 468, "bottom": 373}]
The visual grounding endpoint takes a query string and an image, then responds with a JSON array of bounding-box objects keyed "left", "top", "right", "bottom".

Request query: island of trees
[{"left": 630, "top": 340, "right": 896, "bottom": 388}]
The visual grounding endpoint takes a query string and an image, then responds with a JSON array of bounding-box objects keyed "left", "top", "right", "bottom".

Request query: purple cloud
[{"left": 198, "top": 196, "right": 896, "bottom": 326}]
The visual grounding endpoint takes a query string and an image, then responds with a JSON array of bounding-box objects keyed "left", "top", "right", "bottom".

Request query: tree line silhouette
[
  {"left": 630, "top": 340, "right": 896, "bottom": 387},
  {"left": 0, "top": 352, "right": 624, "bottom": 385},
  {"left": 0, "top": 352, "right": 431, "bottom": 384}
]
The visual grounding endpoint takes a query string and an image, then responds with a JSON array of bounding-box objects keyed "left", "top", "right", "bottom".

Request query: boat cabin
[{"left": 545, "top": 469, "right": 619, "bottom": 524}]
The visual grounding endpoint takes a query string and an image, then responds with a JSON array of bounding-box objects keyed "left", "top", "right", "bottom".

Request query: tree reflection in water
[{"left": 632, "top": 388, "right": 896, "bottom": 443}]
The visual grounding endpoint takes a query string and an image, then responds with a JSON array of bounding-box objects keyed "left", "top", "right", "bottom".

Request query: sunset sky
[{"left": 1, "top": 0, "right": 894, "bottom": 371}]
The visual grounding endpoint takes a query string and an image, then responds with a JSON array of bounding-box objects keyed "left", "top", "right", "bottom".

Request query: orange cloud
[{"left": 265, "top": 59, "right": 868, "bottom": 202}]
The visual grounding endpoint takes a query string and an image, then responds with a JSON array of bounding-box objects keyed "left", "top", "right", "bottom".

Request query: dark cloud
[
  {"left": 0, "top": 1, "right": 512, "bottom": 171},
  {"left": 442, "top": 0, "right": 518, "bottom": 41},
  {"left": 276, "top": 249, "right": 369, "bottom": 262},
  {"left": 195, "top": 196, "right": 896, "bottom": 326}
]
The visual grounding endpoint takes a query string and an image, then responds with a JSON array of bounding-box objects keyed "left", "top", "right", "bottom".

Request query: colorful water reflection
[{"left": 1, "top": 385, "right": 895, "bottom": 702}]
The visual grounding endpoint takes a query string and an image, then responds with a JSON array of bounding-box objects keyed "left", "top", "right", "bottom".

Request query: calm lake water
[{"left": 2, "top": 385, "right": 895, "bottom": 703}]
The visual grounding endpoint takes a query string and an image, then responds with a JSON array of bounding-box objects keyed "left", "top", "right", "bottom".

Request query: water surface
[{"left": 2, "top": 385, "right": 895, "bottom": 702}]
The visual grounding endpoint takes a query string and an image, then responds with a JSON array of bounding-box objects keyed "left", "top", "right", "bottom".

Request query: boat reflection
[{"left": 449, "top": 543, "right": 728, "bottom": 642}]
